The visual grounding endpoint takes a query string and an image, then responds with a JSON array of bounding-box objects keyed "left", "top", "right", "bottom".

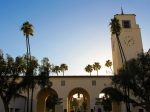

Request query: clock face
[{"left": 124, "top": 36, "right": 135, "bottom": 46}]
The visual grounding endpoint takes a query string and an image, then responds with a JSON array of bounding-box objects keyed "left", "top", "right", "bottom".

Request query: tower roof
[{"left": 115, "top": 14, "right": 136, "bottom": 16}]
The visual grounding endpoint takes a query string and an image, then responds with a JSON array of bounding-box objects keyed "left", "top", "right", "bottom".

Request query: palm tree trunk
[
  {"left": 116, "top": 34, "right": 130, "bottom": 112},
  {"left": 30, "top": 84, "right": 34, "bottom": 112},
  {"left": 27, "top": 37, "right": 31, "bottom": 60},
  {"left": 26, "top": 35, "right": 29, "bottom": 112},
  {"left": 116, "top": 35, "right": 124, "bottom": 64},
  {"left": 97, "top": 70, "right": 98, "bottom": 76},
  {"left": 27, "top": 36, "right": 34, "bottom": 112},
  {"left": 118, "top": 37, "right": 130, "bottom": 111},
  {"left": 63, "top": 71, "right": 64, "bottom": 76},
  {"left": 26, "top": 37, "right": 29, "bottom": 64},
  {"left": 27, "top": 84, "right": 29, "bottom": 112},
  {"left": 119, "top": 40, "right": 126, "bottom": 62}
]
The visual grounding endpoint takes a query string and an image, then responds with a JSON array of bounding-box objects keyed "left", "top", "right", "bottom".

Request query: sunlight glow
[
  {"left": 73, "top": 93, "right": 83, "bottom": 98},
  {"left": 99, "top": 93, "right": 104, "bottom": 98}
]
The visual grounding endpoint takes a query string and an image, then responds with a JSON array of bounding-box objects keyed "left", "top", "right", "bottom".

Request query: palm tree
[
  {"left": 109, "top": 17, "right": 126, "bottom": 64},
  {"left": 60, "top": 63, "right": 68, "bottom": 76},
  {"left": 21, "top": 21, "right": 33, "bottom": 60},
  {"left": 21, "top": 21, "right": 33, "bottom": 112},
  {"left": 109, "top": 17, "right": 130, "bottom": 112},
  {"left": 52, "top": 66, "right": 60, "bottom": 76},
  {"left": 84, "top": 64, "right": 93, "bottom": 76},
  {"left": 105, "top": 60, "right": 113, "bottom": 73},
  {"left": 93, "top": 62, "right": 101, "bottom": 76}
]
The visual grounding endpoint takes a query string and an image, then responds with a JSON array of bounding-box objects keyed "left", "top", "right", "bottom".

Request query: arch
[
  {"left": 36, "top": 88, "right": 58, "bottom": 112},
  {"left": 99, "top": 87, "right": 122, "bottom": 112},
  {"left": 68, "top": 87, "right": 90, "bottom": 112}
]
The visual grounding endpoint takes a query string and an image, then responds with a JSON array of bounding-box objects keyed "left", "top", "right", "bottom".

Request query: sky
[{"left": 0, "top": 0, "right": 150, "bottom": 76}]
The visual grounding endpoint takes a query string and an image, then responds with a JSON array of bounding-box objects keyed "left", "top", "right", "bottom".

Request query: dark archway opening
[{"left": 36, "top": 88, "right": 58, "bottom": 112}]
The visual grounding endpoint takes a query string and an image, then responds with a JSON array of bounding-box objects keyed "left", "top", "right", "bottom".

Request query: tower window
[
  {"left": 122, "top": 20, "right": 131, "bottom": 28},
  {"left": 61, "top": 80, "right": 65, "bottom": 86}
]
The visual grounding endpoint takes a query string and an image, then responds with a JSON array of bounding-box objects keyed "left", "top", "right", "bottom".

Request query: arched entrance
[
  {"left": 36, "top": 88, "right": 58, "bottom": 112},
  {"left": 99, "top": 87, "right": 122, "bottom": 112},
  {"left": 68, "top": 87, "right": 90, "bottom": 112}
]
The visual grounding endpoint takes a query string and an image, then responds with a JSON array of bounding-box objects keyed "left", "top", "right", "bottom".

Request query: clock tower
[{"left": 111, "top": 13, "right": 143, "bottom": 73}]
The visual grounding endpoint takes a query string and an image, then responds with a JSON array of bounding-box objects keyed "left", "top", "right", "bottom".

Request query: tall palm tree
[
  {"left": 109, "top": 17, "right": 130, "bottom": 112},
  {"left": 60, "top": 63, "right": 68, "bottom": 76},
  {"left": 52, "top": 66, "right": 60, "bottom": 76},
  {"left": 109, "top": 17, "right": 126, "bottom": 64},
  {"left": 84, "top": 64, "right": 93, "bottom": 76},
  {"left": 21, "top": 21, "right": 33, "bottom": 112},
  {"left": 93, "top": 62, "right": 101, "bottom": 76},
  {"left": 21, "top": 21, "right": 33, "bottom": 60}
]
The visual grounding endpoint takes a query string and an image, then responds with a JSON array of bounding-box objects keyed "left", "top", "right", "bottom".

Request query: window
[
  {"left": 122, "top": 20, "right": 131, "bottom": 28},
  {"left": 61, "top": 80, "right": 65, "bottom": 86},
  {"left": 139, "top": 109, "right": 143, "bottom": 112},
  {"left": 92, "top": 80, "right": 96, "bottom": 86}
]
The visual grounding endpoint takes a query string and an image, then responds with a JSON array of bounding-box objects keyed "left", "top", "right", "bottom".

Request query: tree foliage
[
  {"left": 110, "top": 52, "right": 150, "bottom": 112},
  {"left": 60, "top": 63, "right": 68, "bottom": 76},
  {"left": 93, "top": 62, "right": 101, "bottom": 76},
  {"left": 0, "top": 50, "right": 52, "bottom": 112},
  {"left": 109, "top": 17, "right": 121, "bottom": 36},
  {"left": 84, "top": 64, "right": 93, "bottom": 76},
  {"left": 109, "top": 17, "right": 126, "bottom": 65},
  {"left": 52, "top": 66, "right": 61, "bottom": 76},
  {"left": 21, "top": 21, "right": 33, "bottom": 37},
  {"left": 82, "top": 99, "right": 87, "bottom": 110},
  {"left": 45, "top": 94, "right": 58, "bottom": 112},
  {"left": 105, "top": 60, "right": 113, "bottom": 74}
]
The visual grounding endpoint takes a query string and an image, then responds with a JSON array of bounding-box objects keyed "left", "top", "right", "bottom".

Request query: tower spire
[{"left": 121, "top": 7, "right": 124, "bottom": 15}]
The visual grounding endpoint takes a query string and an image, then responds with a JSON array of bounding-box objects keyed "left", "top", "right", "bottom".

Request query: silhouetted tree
[
  {"left": 21, "top": 21, "right": 34, "bottom": 112},
  {"left": 84, "top": 64, "right": 93, "bottom": 76},
  {"left": 110, "top": 52, "right": 150, "bottom": 112},
  {"left": 93, "top": 62, "right": 101, "bottom": 76},
  {"left": 60, "top": 63, "right": 68, "bottom": 76},
  {"left": 52, "top": 66, "right": 60, "bottom": 76}
]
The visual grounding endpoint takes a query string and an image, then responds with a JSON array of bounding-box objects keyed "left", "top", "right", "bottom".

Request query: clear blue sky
[{"left": 0, "top": 1, "right": 150, "bottom": 76}]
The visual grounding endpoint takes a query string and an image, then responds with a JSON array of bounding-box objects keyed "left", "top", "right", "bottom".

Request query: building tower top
[{"left": 121, "top": 7, "right": 124, "bottom": 15}]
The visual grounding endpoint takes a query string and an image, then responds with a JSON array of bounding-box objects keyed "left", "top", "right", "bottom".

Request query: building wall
[
  {"left": 0, "top": 96, "right": 26, "bottom": 112},
  {"left": 0, "top": 76, "right": 146, "bottom": 112},
  {"left": 31, "top": 76, "right": 144, "bottom": 112},
  {"left": 21, "top": 76, "right": 114, "bottom": 112}
]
